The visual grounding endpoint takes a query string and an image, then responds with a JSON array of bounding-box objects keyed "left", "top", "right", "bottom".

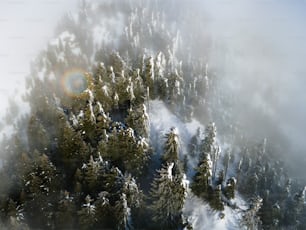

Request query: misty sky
[
  {"left": 0, "top": 0, "right": 306, "bottom": 168},
  {"left": 205, "top": 0, "right": 306, "bottom": 153},
  {"left": 0, "top": 0, "right": 77, "bottom": 114}
]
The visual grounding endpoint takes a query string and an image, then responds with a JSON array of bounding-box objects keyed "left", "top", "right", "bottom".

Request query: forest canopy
[{"left": 0, "top": 1, "right": 305, "bottom": 229}]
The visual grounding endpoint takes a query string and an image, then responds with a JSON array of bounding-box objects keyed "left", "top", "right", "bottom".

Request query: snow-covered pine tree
[
  {"left": 191, "top": 153, "right": 212, "bottom": 200},
  {"left": 224, "top": 177, "right": 236, "bottom": 200},
  {"left": 222, "top": 148, "right": 231, "bottom": 180},
  {"left": 93, "top": 63, "right": 114, "bottom": 112},
  {"left": 114, "top": 193, "right": 131, "bottom": 229},
  {"left": 55, "top": 191, "right": 76, "bottom": 229},
  {"left": 27, "top": 115, "right": 49, "bottom": 153},
  {"left": 105, "top": 127, "right": 149, "bottom": 177},
  {"left": 4, "top": 199, "right": 28, "bottom": 230},
  {"left": 122, "top": 174, "right": 145, "bottom": 229},
  {"left": 143, "top": 56, "right": 155, "bottom": 98},
  {"left": 162, "top": 127, "right": 180, "bottom": 164},
  {"left": 188, "top": 127, "right": 201, "bottom": 158},
  {"left": 201, "top": 122, "right": 217, "bottom": 156},
  {"left": 93, "top": 191, "right": 112, "bottom": 228},
  {"left": 77, "top": 195, "right": 97, "bottom": 230},
  {"left": 240, "top": 196, "right": 263, "bottom": 230},
  {"left": 149, "top": 163, "right": 185, "bottom": 229},
  {"left": 22, "top": 151, "right": 59, "bottom": 229},
  {"left": 216, "top": 169, "right": 225, "bottom": 186},
  {"left": 57, "top": 123, "right": 90, "bottom": 179},
  {"left": 83, "top": 155, "right": 101, "bottom": 192},
  {"left": 167, "top": 72, "right": 184, "bottom": 109},
  {"left": 209, "top": 184, "right": 224, "bottom": 211},
  {"left": 125, "top": 103, "right": 149, "bottom": 138},
  {"left": 200, "top": 122, "right": 220, "bottom": 180}
]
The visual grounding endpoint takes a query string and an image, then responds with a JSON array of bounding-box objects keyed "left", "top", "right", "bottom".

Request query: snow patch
[
  {"left": 167, "top": 162, "right": 174, "bottom": 181},
  {"left": 183, "top": 193, "right": 243, "bottom": 230}
]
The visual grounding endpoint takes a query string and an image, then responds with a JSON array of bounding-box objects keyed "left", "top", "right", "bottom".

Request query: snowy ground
[{"left": 148, "top": 100, "right": 244, "bottom": 230}]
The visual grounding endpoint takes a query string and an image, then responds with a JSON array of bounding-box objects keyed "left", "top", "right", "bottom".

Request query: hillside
[{"left": 0, "top": 1, "right": 305, "bottom": 229}]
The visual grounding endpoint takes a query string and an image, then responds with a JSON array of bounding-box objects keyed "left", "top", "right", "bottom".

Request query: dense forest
[{"left": 0, "top": 1, "right": 305, "bottom": 229}]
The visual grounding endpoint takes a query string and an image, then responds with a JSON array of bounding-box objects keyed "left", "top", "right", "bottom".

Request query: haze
[{"left": 0, "top": 0, "right": 77, "bottom": 119}]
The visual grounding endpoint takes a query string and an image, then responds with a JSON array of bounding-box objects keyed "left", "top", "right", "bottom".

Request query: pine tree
[
  {"left": 27, "top": 115, "right": 49, "bottom": 153},
  {"left": 188, "top": 127, "right": 201, "bottom": 158},
  {"left": 201, "top": 122, "right": 217, "bottom": 156},
  {"left": 57, "top": 123, "right": 90, "bottom": 179},
  {"left": 78, "top": 102, "right": 97, "bottom": 145},
  {"left": 216, "top": 169, "right": 225, "bottom": 186},
  {"left": 109, "top": 52, "right": 126, "bottom": 74},
  {"left": 167, "top": 72, "right": 184, "bottom": 106},
  {"left": 283, "top": 187, "right": 306, "bottom": 228},
  {"left": 23, "top": 152, "right": 58, "bottom": 197},
  {"left": 78, "top": 195, "right": 97, "bottom": 230},
  {"left": 125, "top": 103, "right": 149, "bottom": 138},
  {"left": 5, "top": 199, "right": 28, "bottom": 229},
  {"left": 294, "top": 187, "right": 306, "bottom": 220},
  {"left": 143, "top": 56, "right": 155, "bottom": 98},
  {"left": 224, "top": 177, "right": 236, "bottom": 200},
  {"left": 55, "top": 191, "right": 76, "bottom": 229},
  {"left": 22, "top": 152, "right": 59, "bottom": 229},
  {"left": 94, "top": 63, "right": 114, "bottom": 112},
  {"left": 122, "top": 174, "right": 145, "bottom": 229},
  {"left": 243, "top": 173, "right": 259, "bottom": 197},
  {"left": 114, "top": 193, "right": 131, "bottom": 229},
  {"left": 83, "top": 155, "right": 101, "bottom": 192},
  {"left": 222, "top": 148, "right": 231, "bottom": 180},
  {"left": 149, "top": 163, "right": 186, "bottom": 229},
  {"left": 200, "top": 122, "right": 220, "bottom": 180},
  {"left": 191, "top": 153, "right": 212, "bottom": 200},
  {"left": 94, "top": 191, "right": 112, "bottom": 228},
  {"left": 131, "top": 68, "right": 145, "bottom": 104},
  {"left": 209, "top": 184, "right": 224, "bottom": 211},
  {"left": 162, "top": 127, "right": 180, "bottom": 164},
  {"left": 240, "top": 196, "right": 263, "bottom": 230},
  {"left": 94, "top": 101, "right": 112, "bottom": 137},
  {"left": 105, "top": 127, "right": 150, "bottom": 177},
  {"left": 259, "top": 191, "right": 281, "bottom": 229}
]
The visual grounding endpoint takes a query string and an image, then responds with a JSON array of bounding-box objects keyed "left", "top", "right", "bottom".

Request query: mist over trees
[{"left": 0, "top": 0, "right": 305, "bottom": 229}]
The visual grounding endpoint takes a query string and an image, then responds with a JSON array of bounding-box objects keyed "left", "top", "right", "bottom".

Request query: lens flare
[{"left": 61, "top": 69, "right": 88, "bottom": 97}]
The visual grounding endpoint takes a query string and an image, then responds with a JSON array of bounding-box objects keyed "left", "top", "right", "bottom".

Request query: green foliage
[
  {"left": 188, "top": 127, "right": 200, "bottom": 158},
  {"left": 99, "top": 126, "right": 150, "bottom": 177},
  {"left": 200, "top": 122, "right": 217, "bottom": 158},
  {"left": 209, "top": 185, "right": 224, "bottom": 211},
  {"left": 149, "top": 163, "right": 186, "bottom": 229},
  {"left": 57, "top": 123, "right": 90, "bottom": 177},
  {"left": 143, "top": 57, "right": 155, "bottom": 98},
  {"left": 162, "top": 128, "right": 180, "bottom": 164},
  {"left": 216, "top": 169, "right": 224, "bottom": 186},
  {"left": 167, "top": 72, "right": 184, "bottom": 106},
  {"left": 222, "top": 148, "right": 231, "bottom": 179},
  {"left": 191, "top": 154, "right": 212, "bottom": 200},
  {"left": 27, "top": 115, "right": 49, "bottom": 153},
  {"left": 77, "top": 195, "right": 97, "bottom": 230},
  {"left": 224, "top": 177, "right": 236, "bottom": 200},
  {"left": 240, "top": 196, "right": 263, "bottom": 230},
  {"left": 55, "top": 191, "right": 76, "bottom": 229},
  {"left": 125, "top": 104, "right": 149, "bottom": 138},
  {"left": 22, "top": 152, "right": 58, "bottom": 197}
]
